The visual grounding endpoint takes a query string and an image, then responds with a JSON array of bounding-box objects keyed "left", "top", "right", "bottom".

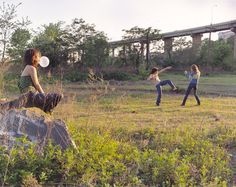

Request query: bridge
[{"left": 108, "top": 19, "right": 236, "bottom": 59}]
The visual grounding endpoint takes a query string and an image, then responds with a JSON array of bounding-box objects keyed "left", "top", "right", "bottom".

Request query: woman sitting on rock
[
  {"left": 0, "top": 48, "right": 62, "bottom": 114},
  {"left": 18, "top": 48, "right": 45, "bottom": 94}
]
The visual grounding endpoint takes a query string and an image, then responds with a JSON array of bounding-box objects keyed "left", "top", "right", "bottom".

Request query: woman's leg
[
  {"left": 0, "top": 92, "right": 62, "bottom": 114},
  {"left": 193, "top": 86, "right": 200, "bottom": 105},
  {"left": 156, "top": 84, "right": 162, "bottom": 106},
  {"left": 31, "top": 92, "right": 62, "bottom": 114},
  {"left": 181, "top": 84, "right": 193, "bottom": 106},
  {"left": 160, "top": 80, "right": 177, "bottom": 90}
]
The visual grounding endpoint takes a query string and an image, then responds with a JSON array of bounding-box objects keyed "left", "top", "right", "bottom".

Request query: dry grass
[
  {"left": 2, "top": 78, "right": 236, "bottom": 185},
  {"left": 53, "top": 88, "right": 236, "bottom": 182},
  {"left": 52, "top": 86, "right": 236, "bottom": 133}
]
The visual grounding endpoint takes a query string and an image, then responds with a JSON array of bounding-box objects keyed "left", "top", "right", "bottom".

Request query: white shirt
[{"left": 147, "top": 73, "right": 161, "bottom": 84}]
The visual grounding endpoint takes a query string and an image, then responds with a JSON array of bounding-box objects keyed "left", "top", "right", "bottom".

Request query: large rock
[{"left": 0, "top": 109, "right": 76, "bottom": 150}]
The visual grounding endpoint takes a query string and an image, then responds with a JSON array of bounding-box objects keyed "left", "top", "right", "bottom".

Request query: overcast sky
[{"left": 2, "top": 0, "right": 236, "bottom": 41}]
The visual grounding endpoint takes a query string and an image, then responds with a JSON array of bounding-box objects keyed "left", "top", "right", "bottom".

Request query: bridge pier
[
  {"left": 191, "top": 34, "right": 202, "bottom": 55},
  {"left": 111, "top": 48, "right": 115, "bottom": 57},
  {"left": 231, "top": 28, "right": 236, "bottom": 59},
  {"left": 163, "top": 37, "right": 173, "bottom": 58},
  {"left": 109, "top": 20, "right": 236, "bottom": 63},
  {"left": 234, "top": 32, "right": 236, "bottom": 59}
]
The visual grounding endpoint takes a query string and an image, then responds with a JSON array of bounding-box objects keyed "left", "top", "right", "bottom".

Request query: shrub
[
  {"left": 103, "top": 72, "right": 134, "bottom": 81},
  {"left": 63, "top": 72, "right": 88, "bottom": 82}
]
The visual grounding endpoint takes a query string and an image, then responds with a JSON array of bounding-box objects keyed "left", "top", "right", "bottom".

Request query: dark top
[{"left": 18, "top": 76, "right": 36, "bottom": 93}]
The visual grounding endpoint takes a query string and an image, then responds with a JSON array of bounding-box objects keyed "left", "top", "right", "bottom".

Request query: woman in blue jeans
[
  {"left": 181, "top": 64, "right": 201, "bottom": 106},
  {"left": 147, "top": 66, "right": 177, "bottom": 106}
]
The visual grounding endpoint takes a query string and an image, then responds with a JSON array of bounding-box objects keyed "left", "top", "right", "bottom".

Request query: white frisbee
[{"left": 39, "top": 56, "right": 50, "bottom": 67}]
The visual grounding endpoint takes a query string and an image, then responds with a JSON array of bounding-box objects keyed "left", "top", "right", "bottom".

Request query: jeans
[
  {"left": 156, "top": 80, "right": 176, "bottom": 105},
  {"left": 182, "top": 83, "right": 200, "bottom": 105}
]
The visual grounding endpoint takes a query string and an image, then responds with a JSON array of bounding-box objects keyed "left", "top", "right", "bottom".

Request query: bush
[
  {"left": 3, "top": 72, "right": 19, "bottom": 94},
  {"left": 63, "top": 71, "right": 88, "bottom": 82},
  {"left": 138, "top": 139, "right": 231, "bottom": 186},
  {"left": 0, "top": 125, "right": 232, "bottom": 186},
  {"left": 65, "top": 129, "right": 141, "bottom": 186},
  {"left": 222, "top": 56, "right": 236, "bottom": 71},
  {"left": 103, "top": 72, "right": 138, "bottom": 81}
]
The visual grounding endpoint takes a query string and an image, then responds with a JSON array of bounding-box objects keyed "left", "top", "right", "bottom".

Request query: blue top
[{"left": 185, "top": 71, "right": 200, "bottom": 85}]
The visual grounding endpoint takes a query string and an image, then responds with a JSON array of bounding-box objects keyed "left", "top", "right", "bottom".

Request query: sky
[{"left": 2, "top": 0, "right": 236, "bottom": 41}]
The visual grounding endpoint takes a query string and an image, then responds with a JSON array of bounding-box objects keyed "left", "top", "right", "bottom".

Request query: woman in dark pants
[
  {"left": 1, "top": 48, "right": 63, "bottom": 114},
  {"left": 181, "top": 64, "right": 201, "bottom": 106},
  {"left": 147, "top": 66, "right": 177, "bottom": 106}
]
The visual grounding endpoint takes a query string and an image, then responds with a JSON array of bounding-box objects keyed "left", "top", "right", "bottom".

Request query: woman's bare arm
[{"left": 158, "top": 66, "right": 172, "bottom": 74}]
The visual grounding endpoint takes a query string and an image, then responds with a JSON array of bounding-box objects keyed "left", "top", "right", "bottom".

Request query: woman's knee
[{"left": 156, "top": 84, "right": 160, "bottom": 89}]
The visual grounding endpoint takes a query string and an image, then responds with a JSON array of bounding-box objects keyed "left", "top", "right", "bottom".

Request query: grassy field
[
  {"left": 48, "top": 75, "right": 236, "bottom": 186},
  {"left": 2, "top": 72, "right": 236, "bottom": 185},
  {"left": 62, "top": 72, "right": 236, "bottom": 97}
]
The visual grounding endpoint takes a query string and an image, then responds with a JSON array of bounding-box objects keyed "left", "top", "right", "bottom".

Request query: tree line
[{"left": 0, "top": 2, "right": 235, "bottom": 78}]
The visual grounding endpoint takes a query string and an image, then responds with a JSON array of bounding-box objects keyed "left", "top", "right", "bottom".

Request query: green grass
[
  {"left": 160, "top": 72, "right": 236, "bottom": 96},
  {"left": 50, "top": 85, "right": 236, "bottom": 185},
  {"left": 2, "top": 72, "right": 236, "bottom": 186},
  {"left": 60, "top": 72, "right": 236, "bottom": 98},
  {"left": 55, "top": 91, "right": 236, "bottom": 139}
]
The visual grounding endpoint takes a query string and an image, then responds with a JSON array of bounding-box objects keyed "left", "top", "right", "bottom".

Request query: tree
[
  {"left": 82, "top": 32, "right": 109, "bottom": 68},
  {"left": 30, "top": 22, "right": 67, "bottom": 68},
  {"left": 64, "top": 18, "right": 97, "bottom": 63},
  {"left": 170, "top": 37, "right": 193, "bottom": 67},
  {"left": 199, "top": 39, "right": 234, "bottom": 71},
  {"left": 63, "top": 18, "right": 109, "bottom": 67},
  {"left": 172, "top": 37, "right": 192, "bottom": 51},
  {"left": 7, "top": 28, "right": 31, "bottom": 63},
  {"left": 211, "top": 40, "right": 233, "bottom": 70},
  {"left": 0, "top": 2, "right": 30, "bottom": 63},
  {"left": 121, "top": 26, "right": 161, "bottom": 71}
]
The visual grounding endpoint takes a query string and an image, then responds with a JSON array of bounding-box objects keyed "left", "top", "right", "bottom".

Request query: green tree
[
  {"left": 170, "top": 37, "right": 193, "bottom": 67},
  {"left": 200, "top": 39, "right": 234, "bottom": 71},
  {"left": 0, "top": 2, "right": 30, "bottom": 63},
  {"left": 30, "top": 22, "right": 67, "bottom": 68},
  {"left": 64, "top": 18, "right": 108, "bottom": 67},
  {"left": 83, "top": 32, "right": 109, "bottom": 68},
  {"left": 121, "top": 26, "right": 161, "bottom": 71},
  {"left": 63, "top": 18, "right": 96, "bottom": 65},
  {"left": 173, "top": 37, "right": 192, "bottom": 51},
  {"left": 7, "top": 28, "right": 31, "bottom": 63}
]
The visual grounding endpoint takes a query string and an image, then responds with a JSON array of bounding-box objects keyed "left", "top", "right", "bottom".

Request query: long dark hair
[
  {"left": 191, "top": 64, "right": 200, "bottom": 73},
  {"left": 150, "top": 67, "right": 158, "bottom": 74},
  {"left": 24, "top": 48, "right": 41, "bottom": 67}
]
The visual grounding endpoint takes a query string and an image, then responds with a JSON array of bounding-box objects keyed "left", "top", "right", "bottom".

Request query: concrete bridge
[{"left": 108, "top": 19, "right": 236, "bottom": 60}]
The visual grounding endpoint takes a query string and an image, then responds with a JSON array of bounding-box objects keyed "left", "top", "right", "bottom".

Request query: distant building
[{"left": 218, "top": 30, "right": 235, "bottom": 41}]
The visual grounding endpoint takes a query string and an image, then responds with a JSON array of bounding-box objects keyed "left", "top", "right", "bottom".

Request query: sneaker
[
  {"left": 156, "top": 103, "right": 160, "bottom": 106},
  {"left": 172, "top": 87, "right": 177, "bottom": 91},
  {"left": 181, "top": 104, "right": 185, "bottom": 106}
]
